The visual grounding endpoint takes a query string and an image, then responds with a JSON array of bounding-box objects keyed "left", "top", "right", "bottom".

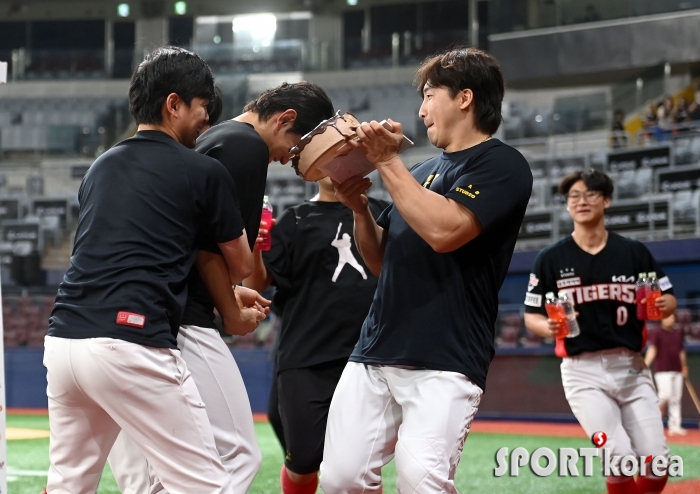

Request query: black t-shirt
[
  {"left": 524, "top": 232, "right": 673, "bottom": 357},
  {"left": 349, "top": 139, "right": 532, "bottom": 391},
  {"left": 265, "top": 199, "right": 389, "bottom": 371},
  {"left": 181, "top": 120, "right": 269, "bottom": 328},
  {"left": 49, "top": 131, "right": 244, "bottom": 349}
]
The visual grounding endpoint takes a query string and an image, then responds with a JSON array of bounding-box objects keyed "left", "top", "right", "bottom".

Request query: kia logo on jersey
[{"left": 612, "top": 275, "right": 635, "bottom": 283}]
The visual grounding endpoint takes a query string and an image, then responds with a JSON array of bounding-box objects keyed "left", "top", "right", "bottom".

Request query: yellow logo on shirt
[
  {"left": 423, "top": 173, "right": 439, "bottom": 188},
  {"left": 455, "top": 184, "right": 480, "bottom": 198}
]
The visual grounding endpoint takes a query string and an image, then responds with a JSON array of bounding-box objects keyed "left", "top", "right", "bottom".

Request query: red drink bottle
[
  {"left": 635, "top": 272, "right": 648, "bottom": 321},
  {"left": 257, "top": 196, "right": 273, "bottom": 251},
  {"left": 646, "top": 271, "right": 662, "bottom": 320},
  {"left": 545, "top": 292, "right": 568, "bottom": 337}
]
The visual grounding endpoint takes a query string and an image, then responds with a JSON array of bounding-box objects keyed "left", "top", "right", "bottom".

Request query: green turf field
[{"left": 7, "top": 415, "right": 699, "bottom": 493}]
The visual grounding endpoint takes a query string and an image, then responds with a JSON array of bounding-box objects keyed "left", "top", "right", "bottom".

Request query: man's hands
[
  {"left": 352, "top": 119, "right": 405, "bottom": 168},
  {"left": 222, "top": 286, "right": 271, "bottom": 337},
  {"left": 254, "top": 217, "right": 276, "bottom": 249},
  {"left": 332, "top": 176, "right": 371, "bottom": 213}
]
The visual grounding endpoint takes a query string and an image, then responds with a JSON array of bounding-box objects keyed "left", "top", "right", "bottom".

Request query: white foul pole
[{"left": 0, "top": 59, "right": 8, "bottom": 494}]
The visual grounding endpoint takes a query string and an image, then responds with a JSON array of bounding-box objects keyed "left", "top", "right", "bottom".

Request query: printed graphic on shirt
[
  {"left": 528, "top": 274, "right": 539, "bottom": 292},
  {"left": 556, "top": 277, "right": 582, "bottom": 289},
  {"left": 453, "top": 184, "right": 480, "bottom": 199},
  {"left": 659, "top": 276, "right": 673, "bottom": 291},
  {"left": 559, "top": 283, "right": 637, "bottom": 305},
  {"left": 331, "top": 222, "right": 367, "bottom": 282},
  {"left": 525, "top": 293, "right": 542, "bottom": 307},
  {"left": 559, "top": 267, "right": 576, "bottom": 278}
]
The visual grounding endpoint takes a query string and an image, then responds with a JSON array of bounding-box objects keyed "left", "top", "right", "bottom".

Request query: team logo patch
[
  {"left": 659, "top": 276, "right": 672, "bottom": 291},
  {"left": 559, "top": 267, "right": 575, "bottom": 278},
  {"left": 556, "top": 277, "right": 582, "bottom": 289},
  {"left": 528, "top": 274, "right": 539, "bottom": 292},
  {"left": 524, "top": 293, "right": 542, "bottom": 307},
  {"left": 116, "top": 311, "right": 146, "bottom": 329}
]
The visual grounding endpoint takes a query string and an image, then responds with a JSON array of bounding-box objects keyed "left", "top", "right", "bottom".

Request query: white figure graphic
[{"left": 331, "top": 222, "right": 367, "bottom": 282}]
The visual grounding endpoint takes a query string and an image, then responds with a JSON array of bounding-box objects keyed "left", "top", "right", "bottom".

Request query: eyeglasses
[{"left": 566, "top": 190, "right": 603, "bottom": 203}]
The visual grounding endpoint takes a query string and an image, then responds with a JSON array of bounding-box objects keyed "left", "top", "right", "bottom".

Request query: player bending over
[
  {"left": 320, "top": 47, "right": 533, "bottom": 493},
  {"left": 524, "top": 169, "right": 676, "bottom": 494}
]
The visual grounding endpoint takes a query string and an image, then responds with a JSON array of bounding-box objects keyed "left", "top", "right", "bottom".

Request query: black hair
[
  {"left": 414, "top": 47, "right": 505, "bottom": 135},
  {"left": 129, "top": 46, "right": 215, "bottom": 124},
  {"left": 207, "top": 85, "right": 223, "bottom": 126},
  {"left": 559, "top": 169, "right": 614, "bottom": 198},
  {"left": 242, "top": 82, "right": 334, "bottom": 136}
]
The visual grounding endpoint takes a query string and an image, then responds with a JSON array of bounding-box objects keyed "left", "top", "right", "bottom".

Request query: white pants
[
  {"left": 108, "top": 325, "right": 262, "bottom": 494},
  {"left": 561, "top": 348, "right": 669, "bottom": 463},
  {"left": 655, "top": 371, "right": 684, "bottom": 430},
  {"left": 320, "top": 362, "right": 483, "bottom": 494},
  {"left": 44, "top": 336, "right": 232, "bottom": 494}
]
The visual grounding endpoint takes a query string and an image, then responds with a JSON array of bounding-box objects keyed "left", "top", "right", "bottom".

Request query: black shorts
[{"left": 277, "top": 359, "right": 346, "bottom": 474}]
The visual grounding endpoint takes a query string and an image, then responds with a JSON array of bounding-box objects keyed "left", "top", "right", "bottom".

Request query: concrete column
[
  {"left": 309, "top": 14, "right": 342, "bottom": 71},
  {"left": 135, "top": 18, "right": 168, "bottom": 62},
  {"left": 105, "top": 20, "right": 114, "bottom": 78},
  {"left": 469, "top": 0, "right": 479, "bottom": 48}
]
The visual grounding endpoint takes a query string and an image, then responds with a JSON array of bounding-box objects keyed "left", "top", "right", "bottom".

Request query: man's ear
[
  {"left": 163, "top": 93, "right": 181, "bottom": 120},
  {"left": 458, "top": 89, "right": 474, "bottom": 111},
  {"left": 275, "top": 109, "right": 298, "bottom": 131}
]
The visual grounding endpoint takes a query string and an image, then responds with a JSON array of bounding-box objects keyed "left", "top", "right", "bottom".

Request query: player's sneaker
[{"left": 668, "top": 427, "right": 687, "bottom": 436}]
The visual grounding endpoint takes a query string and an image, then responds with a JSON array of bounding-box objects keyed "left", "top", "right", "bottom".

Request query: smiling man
[
  {"left": 524, "top": 169, "right": 677, "bottom": 494},
  {"left": 45, "top": 47, "right": 249, "bottom": 494},
  {"left": 320, "top": 47, "right": 532, "bottom": 493}
]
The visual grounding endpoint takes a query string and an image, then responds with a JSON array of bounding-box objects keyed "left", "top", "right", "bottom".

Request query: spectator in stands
[
  {"left": 645, "top": 313, "right": 688, "bottom": 436},
  {"left": 657, "top": 96, "right": 674, "bottom": 128},
  {"left": 642, "top": 101, "right": 658, "bottom": 129},
  {"left": 579, "top": 3, "right": 602, "bottom": 23},
  {"left": 687, "top": 89, "right": 700, "bottom": 122},
  {"left": 672, "top": 97, "right": 690, "bottom": 124},
  {"left": 611, "top": 109, "right": 628, "bottom": 148}
]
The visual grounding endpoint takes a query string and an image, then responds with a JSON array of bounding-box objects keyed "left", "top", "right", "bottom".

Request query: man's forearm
[
  {"left": 523, "top": 313, "right": 552, "bottom": 338},
  {"left": 243, "top": 250, "right": 272, "bottom": 292},
  {"left": 376, "top": 158, "right": 480, "bottom": 252},
  {"left": 353, "top": 206, "right": 385, "bottom": 277},
  {"left": 196, "top": 251, "right": 241, "bottom": 331}
]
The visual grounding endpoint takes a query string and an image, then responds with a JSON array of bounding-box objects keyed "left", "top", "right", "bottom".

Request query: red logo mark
[
  {"left": 116, "top": 311, "right": 146, "bottom": 329},
  {"left": 645, "top": 455, "right": 653, "bottom": 464},
  {"left": 591, "top": 431, "right": 607, "bottom": 448}
]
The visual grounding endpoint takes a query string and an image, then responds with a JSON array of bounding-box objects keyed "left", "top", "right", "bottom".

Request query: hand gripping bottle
[
  {"left": 635, "top": 272, "right": 648, "bottom": 321},
  {"left": 646, "top": 271, "right": 663, "bottom": 320},
  {"left": 545, "top": 292, "right": 568, "bottom": 338},
  {"left": 257, "top": 196, "right": 273, "bottom": 251},
  {"left": 558, "top": 291, "right": 580, "bottom": 338}
]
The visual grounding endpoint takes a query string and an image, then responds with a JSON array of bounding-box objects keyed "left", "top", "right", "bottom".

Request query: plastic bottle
[
  {"left": 646, "top": 271, "right": 663, "bottom": 320},
  {"left": 545, "top": 292, "right": 568, "bottom": 338},
  {"left": 635, "top": 272, "right": 648, "bottom": 321},
  {"left": 558, "top": 291, "right": 581, "bottom": 338},
  {"left": 257, "top": 196, "right": 273, "bottom": 251}
]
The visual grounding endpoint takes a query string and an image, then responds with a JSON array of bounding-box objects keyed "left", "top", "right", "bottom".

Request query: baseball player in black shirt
[
  {"left": 244, "top": 177, "right": 388, "bottom": 494},
  {"left": 107, "top": 83, "right": 335, "bottom": 493},
  {"left": 524, "top": 170, "right": 677, "bottom": 494},
  {"left": 320, "top": 48, "right": 533, "bottom": 492},
  {"left": 46, "top": 47, "right": 251, "bottom": 494}
]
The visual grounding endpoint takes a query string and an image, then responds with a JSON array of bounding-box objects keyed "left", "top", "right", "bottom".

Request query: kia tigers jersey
[{"left": 524, "top": 232, "right": 673, "bottom": 357}]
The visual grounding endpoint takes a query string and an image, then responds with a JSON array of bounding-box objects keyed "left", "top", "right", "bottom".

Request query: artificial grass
[{"left": 6, "top": 415, "right": 699, "bottom": 493}]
